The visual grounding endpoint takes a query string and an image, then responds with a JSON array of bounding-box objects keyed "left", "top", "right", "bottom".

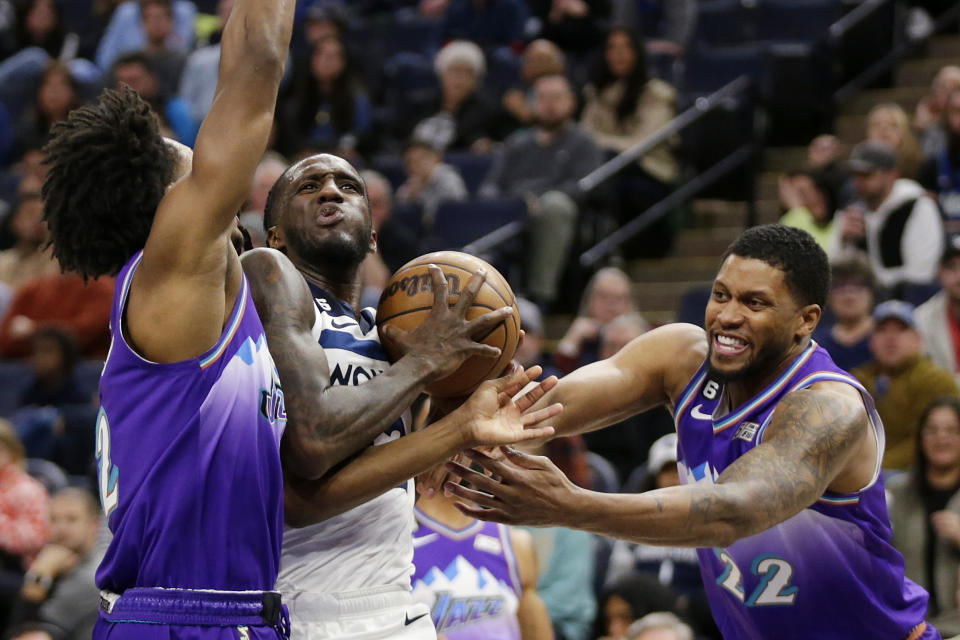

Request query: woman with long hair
[{"left": 11, "top": 61, "right": 83, "bottom": 161}]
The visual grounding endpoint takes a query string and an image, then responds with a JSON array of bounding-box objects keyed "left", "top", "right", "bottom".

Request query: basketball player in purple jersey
[
  {"left": 240, "top": 153, "right": 562, "bottom": 639},
  {"left": 39, "top": 0, "right": 297, "bottom": 636},
  {"left": 445, "top": 225, "right": 939, "bottom": 639}
]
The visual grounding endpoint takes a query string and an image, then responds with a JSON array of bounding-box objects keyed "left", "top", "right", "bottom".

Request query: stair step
[
  {"left": 672, "top": 225, "right": 743, "bottom": 257},
  {"left": 758, "top": 171, "right": 781, "bottom": 201},
  {"left": 762, "top": 147, "right": 808, "bottom": 173},
  {"left": 835, "top": 114, "right": 867, "bottom": 145},
  {"left": 628, "top": 256, "right": 722, "bottom": 283},
  {"left": 896, "top": 56, "right": 960, "bottom": 88},
  {"left": 839, "top": 86, "right": 928, "bottom": 116},
  {"left": 930, "top": 35, "right": 960, "bottom": 58},
  {"left": 633, "top": 280, "right": 713, "bottom": 315},
  {"left": 689, "top": 199, "right": 750, "bottom": 228}
]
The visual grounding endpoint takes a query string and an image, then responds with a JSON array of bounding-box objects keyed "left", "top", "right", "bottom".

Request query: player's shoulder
[{"left": 240, "top": 248, "right": 314, "bottom": 321}]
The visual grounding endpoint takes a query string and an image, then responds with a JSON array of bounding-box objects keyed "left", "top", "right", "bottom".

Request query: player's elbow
[{"left": 281, "top": 437, "right": 334, "bottom": 482}]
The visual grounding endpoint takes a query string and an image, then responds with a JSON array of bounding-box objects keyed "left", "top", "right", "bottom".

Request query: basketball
[{"left": 377, "top": 251, "right": 521, "bottom": 397}]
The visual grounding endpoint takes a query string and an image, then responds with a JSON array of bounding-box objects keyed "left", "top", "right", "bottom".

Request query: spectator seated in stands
[
  {"left": 440, "top": 0, "right": 527, "bottom": 50},
  {"left": 395, "top": 124, "right": 467, "bottom": 226},
  {"left": 19, "top": 327, "right": 88, "bottom": 409},
  {"left": 136, "top": 0, "right": 187, "bottom": 96},
  {"left": 866, "top": 103, "right": 922, "bottom": 180},
  {"left": 410, "top": 40, "right": 502, "bottom": 154},
  {"left": 634, "top": 0, "right": 698, "bottom": 59},
  {"left": 276, "top": 35, "right": 371, "bottom": 159},
  {"left": 828, "top": 141, "right": 944, "bottom": 297},
  {"left": 95, "top": 0, "right": 196, "bottom": 72},
  {"left": 0, "top": 266, "right": 114, "bottom": 360},
  {"left": 0, "top": 420, "right": 49, "bottom": 626},
  {"left": 777, "top": 168, "right": 839, "bottom": 251},
  {"left": 0, "top": 191, "right": 56, "bottom": 294},
  {"left": 514, "top": 297, "right": 563, "bottom": 381},
  {"left": 812, "top": 256, "right": 876, "bottom": 372},
  {"left": 7, "top": 487, "right": 105, "bottom": 640},
  {"left": 627, "top": 612, "right": 695, "bottom": 640},
  {"left": 919, "top": 87, "right": 960, "bottom": 232},
  {"left": 500, "top": 39, "right": 566, "bottom": 130},
  {"left": 915, "top": 65, "right": 960, "bottom": 158},
  {"left": 111, "top": 52, "right": 196, "bottom": 145},
  {"left": 852, "top": 300, "right": 960, "bottom": 471},
  {"left": 525, "top": 0, "right": 610, "bottom": 57},
  {"left": 479, "top": 73, "right": 603, "bottom": 306},
  {"left": 918, "top": 236, "right": 960, "bottom": 384},
  {"left": 887, "top": 397, "right": 960, "bottom": 636},
  {"left": 238, "top": 152, "right": 287, "bottom": 248},
  {"left": 594, "top": 572, "right": 678, "bottom": 640},
  {"left": 807, "top": 133, "right": 844, "bottom": 169},
  {"left": 9, "top": 62, "right": 84, "bottom": 165},
  {"left": 554, "top": 266, "right": 635, "bottom": 373}
]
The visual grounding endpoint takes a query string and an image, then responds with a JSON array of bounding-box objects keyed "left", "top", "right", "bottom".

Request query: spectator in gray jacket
[
  {"left": 479, "top": 73, "right": 603, "bottom": 305},
  {"left": 917, "top": 236, "right": 960, "bottom": 384}
]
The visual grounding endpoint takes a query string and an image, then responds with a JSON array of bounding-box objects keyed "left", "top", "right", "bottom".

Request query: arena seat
[{"left": 431, "top": 197, "right": 527, "bottom": 249}]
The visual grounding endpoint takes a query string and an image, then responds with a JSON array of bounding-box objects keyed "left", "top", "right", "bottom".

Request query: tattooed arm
[
  {"left": 448, "top": 382, "right": 875, "bottom": 548},
  {"left": 242, "top": 248, "right": 511, "bottom": 482}
]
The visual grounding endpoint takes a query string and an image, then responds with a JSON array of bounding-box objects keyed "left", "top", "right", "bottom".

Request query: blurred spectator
[
  {"left": 7, "top": 488, "right": 103, "bottom": 640},
  {"left": 277, "top": 35, "right": 371, "bottom": 158},
  {"left": 301, "top": 3, "right": 345, "bottom": 51},
  {"left": 554, "top": 267, "right": 635, "bottom": 373},
  {"left": 95, "top": 0, "right": 196, "bottom": 72},
  {"left": 411, "top": 40, "right": 501, "bottom": 153},
  {"left": 919, "top": 87, "right": 960, "bottom": 229},
  {"left": 1, "top": 0, "right": 67, "bottom": 59},
  {"left": 19, "top": 327, "right": 87, "bottom": 408},
  {"left": 479, "top": 73, "right": 603, "bottom": 305},
  {"left": 807, "top": 134, "right": 844, "bottom": 169},
  {"left": 500, "top": 39, "right": 566, "bottom": 128},
  {"left": 887, "top": 397, "right": 960, "bottom": 634},
  {"left": 916, "top": 65, "right": 960, "bottom": 157},
  {"left": 813, "top": 256, "right": 876, "bottom": 372},
  {"left": 828, "top": 141, "right": 943, "bottom": 295},
  {"left": 594, "top": 572, "right": 676, "bottom": 640},
  {"left": 137, "top": 0, "right": 187, "bottom": 95},
  {"left": 917, "top": 237, "right": 960, "bottom": 383},
  {"left": 0, "top": 420, "right": 49, "bottom": 624},
  {"left": 526, "top": 0, "right": 611, "bottom": 56},
  {"left": 866, "top": 103, "right": 922, "bottom": 179},
  {"left": 0, "top": 192, "right": 56, "bottom": 291},
  {"left": 515, "top": 296, "right": 563, "bottom": 380},
  {"left": 627, "top": 612, "right": 694, "bottom": 640},
  {"left": 10, "top": 62, "right": 83, "bottom": 164},
  {"left": 581, "top": 26, "right": 678, "bottom": 202},
  {"left": 852, "top": 300, "right": 960, "bottom": 470},
  {"left": 112, "top": 52, "right": 196, "bottom": 145},
  {"left": 238, "top": 152, "right": 287, "bottom": 248},
  {"left": 634, "top": 0, "right": 697, "bottom": 57},
  {"left": 395, "top": 130, "right": 467, "bottom": 226},
  {"left": 178, "top": 0, "right": 231, "bottom": 126},
  {"left": 360, "top": 168, "right": 419, "bottom": 271},
  {"left": 440, "top": 0, "right": 527, "bottom": 49},
  {"left": 777, "top": 169, "right": 839, "bottom": 250},
  {"left": 0, "top": 270, "right": 114, "bottom": 359}
]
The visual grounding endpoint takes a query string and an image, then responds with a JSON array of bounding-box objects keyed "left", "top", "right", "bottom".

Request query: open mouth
[{"left": 713, "top": 333, "right": 749, "bottom": 357}]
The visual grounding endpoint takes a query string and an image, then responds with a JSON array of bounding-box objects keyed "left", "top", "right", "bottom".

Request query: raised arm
[
  {"left": 127, "top": 0, "right": 295, "bottom": 362},
  {"left": 241, "top": 248, "right": 517, "bottom": 482},
  {"left": 450, "top": 382, "right": 875, "bottom": 548}
]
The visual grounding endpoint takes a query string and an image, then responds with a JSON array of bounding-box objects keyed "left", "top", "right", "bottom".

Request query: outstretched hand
[
  {"left": 381, "top": 265, "right": 513, "bottom": 381},
  {"left": 444, "top": 446, "right": 579, "bottom": 527}
]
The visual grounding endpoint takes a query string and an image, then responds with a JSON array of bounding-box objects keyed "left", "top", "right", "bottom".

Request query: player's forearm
[
  {"left": 284, "top": 412, "right": 469, "bottom": 527},
  {"left": 517, "top": 591, "right": 554, "bottom": 640},
  {"left": 220, "top": 0, "right": 293, "bottom": 79}
]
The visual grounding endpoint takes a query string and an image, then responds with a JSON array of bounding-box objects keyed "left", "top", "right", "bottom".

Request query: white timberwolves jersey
[{"left": 277, "top": 283, "right": 415, "bottom": 597}]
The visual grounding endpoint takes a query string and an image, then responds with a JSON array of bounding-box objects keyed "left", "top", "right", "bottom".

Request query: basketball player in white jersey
[{"left": 241, "top": 153, "right": 561, "bottom": 639}]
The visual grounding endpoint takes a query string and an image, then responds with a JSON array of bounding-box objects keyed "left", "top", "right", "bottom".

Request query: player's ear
[
  {"left": 796, "top": 303, "right": 821, "bottom": 339},
  {"left": 267, "top": 226, "right": 286, "bottom": 251},
  {"left": 369, "top": 229, "right": 378, "bottom": 255}
]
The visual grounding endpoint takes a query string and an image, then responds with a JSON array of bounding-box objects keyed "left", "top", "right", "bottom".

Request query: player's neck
[
  {"left": 726, "top": 341, "right": 810, "bottom": 409},
  {"left": 416, "top": 494, "right": 476, "bottom": 530},
  {"left": 295, "top": 259, "right": 364, "bottom": 314}
]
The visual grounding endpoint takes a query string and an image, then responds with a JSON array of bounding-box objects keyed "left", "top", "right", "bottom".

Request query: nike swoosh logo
[
  {"left": 412, "top": 533, "right": 438, "bottom": 548},
  {"left": 690, "top": 404, "right": 714, "bottom": 421},
  {"left": 330, "top": 319, "right": 357, "bottom": 329},
  {"left": 404, "top": 611, "right": 430, "bottom": 626}
]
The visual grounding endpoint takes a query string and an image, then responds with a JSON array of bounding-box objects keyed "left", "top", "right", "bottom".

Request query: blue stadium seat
[
  {"left": 683, "top": 43, "right": 771, "bottom": 96},
  {"left": 755, "top": 0, "right": 841, "bottom": 45},
  {"left": 676, "top": 285, "right": 712, "bottom": 327},
  {"left": 390, "top": 201, "right": 426, "bottom": 238},
  {"left": 74, "top": 360, "right": 103, "bottom": 402},
  {"left": 431, "top": 197, "right": 527, "bottom": 249},
  {"left": 586, "top": 451, "right": 621, "bottom": 493},
  {"left": 693, "top": 0, "right": 751, "bottom": 47},
  {"left": 443, "top": 152, "right": 493, "bottom": 197},
  {"left": 371, "top": 154, "right": 406, "bottom": 192},
  {"left": 385, "top": 17, "right": 442, "bottom": 57},
  {"left": 0, "top": 362, "right": 33, "bottom": 418}
]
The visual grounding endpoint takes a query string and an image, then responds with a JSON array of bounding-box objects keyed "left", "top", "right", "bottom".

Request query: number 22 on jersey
[{"left": 715, "top": 549, "right": 798, "bottom": 606}]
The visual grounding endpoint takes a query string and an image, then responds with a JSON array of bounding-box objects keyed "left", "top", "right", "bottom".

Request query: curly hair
[
  {"left": 722, "top": 224, "right": 830, "bottom": 308},
  {"left": 42, "top": 86, "right": 175, "bottom": 279}
]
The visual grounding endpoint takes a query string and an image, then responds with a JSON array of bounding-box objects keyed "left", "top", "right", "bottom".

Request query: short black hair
[
  {"left": 42, "top": 86, "right": 175, "bottom": 278},
  {"left": 830, "top": 254, "right": 876, "bottom": 292},
  {"left": 112, "top": 51, "right": 154, "bottom": 75},
  {"left": 262, "top": 164, "right": 296, "bottom": 234},
  {"left": 722, "top": 224, "right": 830, "bottom": 308}
]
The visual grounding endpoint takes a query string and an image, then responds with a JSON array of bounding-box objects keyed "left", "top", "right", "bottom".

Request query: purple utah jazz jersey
[
  {"left": 674, "top": 342, "right": 932, "bottom": 640},
  {"left": 411, "top": 508, "right": 522, "bottom": 640},
  {"left": 95, "top": 251, "right": 286, "bottom": 593}
]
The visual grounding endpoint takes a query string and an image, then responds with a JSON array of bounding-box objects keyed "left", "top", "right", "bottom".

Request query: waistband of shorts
[
  {"left": 285, "top": 585, "right": 412, "bottom": 617},
  {"left": 100, "top": 587, "right": 289, "bottom": 631}
]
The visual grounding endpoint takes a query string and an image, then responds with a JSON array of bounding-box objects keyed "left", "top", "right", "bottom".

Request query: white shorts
[{"left": 285, "top": 585, "right": 436, "bottom": 640}]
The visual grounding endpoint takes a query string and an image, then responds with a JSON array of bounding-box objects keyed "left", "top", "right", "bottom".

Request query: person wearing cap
[
  {"left": 917, "top": 236, "right": 960, "bottom": 383},
  {"left": 852, "top": 300, "right": 960, "bottom": 470},
  {"left": 395, "top": 124, "right": 468, "bottom": 227},
  {"left": 828, "top": 140, "right": 944, "bottom": 296}
]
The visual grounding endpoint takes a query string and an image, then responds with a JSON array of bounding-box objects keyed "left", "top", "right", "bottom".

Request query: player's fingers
[
  {"left": 466, "top": 306, "right": 513, "bottom": 338},
  {"left": 443, "top": 480, "right": 501, "bottom": 509},
  {"left": 522, "top": 403, "right": 563, "bottom": 427},
  {"left": 462, "top": 447, "right": 518, "bottom": 482},
  {"left": 464, "top": 343, "right": 502, "bottom": 359},
  {"left": 517, "top": 329, "right": 525, "bottom": 351},
  {"left": 453, "top": 502, "right": 511, "bottom": 524},
  {"left": 515, "top": 374, "right": 557, "bottom": 412},
  {"left": 455, "top": 268, "right": 488, "bottom": 314},
  {"left": 428, "top": 265, "right": 448, "bottom": 312},
  {"left": 488, "top": 363, "right": 529, "bottom": 394},
  {"left": 501, "top": 445, "right": 552, "bottom": 469},
  {"left": 514, "top": 426, "right": 556, "bottom": 442}
]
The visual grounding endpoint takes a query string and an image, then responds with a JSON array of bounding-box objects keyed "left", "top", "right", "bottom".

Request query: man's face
[
  {"left": 941, "top": 256, "right": 960, "bottom": 304},
  {"left": 50, "top": 494, "right": 99, "bottom": 554},
  {"left": 365, "top": 179, "right": 391, "bottom": 231},
  {"left": 870, "top": 318, "right": 921, "bottom": 370},
  {"left": 587, "top": 273, "right": 631, "bottom": 324},
  {"left": 115, "top": 63, "right": 156, "bottom": 99},
  {"left": 946, "top": 90, "right": 960, "bottom": 137},
  {"left": 268, "top": 154, "right": 375, "bottom": 270},
  {"left": 852, "top": 168, "right": 896, "bottom": 209},
  {"left": 141, "top": 3, "right": 173, "bottom": 46},
  {"left": 533, "top": 76, "right": 574, "bottom": 131},
  {"left": 704, "top": 255, "right": 813, "bottom": 382}
]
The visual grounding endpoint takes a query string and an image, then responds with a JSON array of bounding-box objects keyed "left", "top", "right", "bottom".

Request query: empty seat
[
  {"left": 443, "top": 152, "right": 493, "bottom": 197},
  {"left": 431, "top": 197, "right": 527, "bottom": 249}
]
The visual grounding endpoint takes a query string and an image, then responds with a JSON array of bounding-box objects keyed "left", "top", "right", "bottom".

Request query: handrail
[
  {"left": 580, "top": 143, "right": 756, "bottom": 268},
  {"left": 577, "top": 75, "right": 752, "bottom": 194},
  {"left": 462, "top": 220, "right": 525, "bottom": 255},
  {"left": 827, "top": 0, "right": 890, "bottom": 42}
]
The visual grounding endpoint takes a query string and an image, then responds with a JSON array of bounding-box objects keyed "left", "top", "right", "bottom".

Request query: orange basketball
[{"left": 377, "top": 251, "right": 521, "bottom": 397}]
